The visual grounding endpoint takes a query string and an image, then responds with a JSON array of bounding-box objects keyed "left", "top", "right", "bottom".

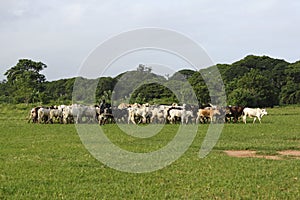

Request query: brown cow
[
  {"left": 196, "top": 108, "right": 221, "bottom": 123},
  {"left": 226, "top": 106, "right": 244, "bottom": 123}
]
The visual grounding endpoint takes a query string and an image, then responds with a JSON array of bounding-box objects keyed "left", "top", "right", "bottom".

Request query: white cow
[
  {"left": 62, "top": 105, "right": 73, "bottom": 124},
  {"left": 150, "top": 105, "right": 171, "bottom": 124},
  {"left": 168, "top": 108, "right": 183, "bottom": 124},
  {"left": 28, "top": 107, "right": 41, "bottom": 123},
  {"left": 82, "top": 105, "right": 97, "bottom": 123},
  {"left": 128, "top": 103, "right": 151, "bottom": 124},
  {"left": 184, "top": 110, "right": 195, "bottom": 124},
  {"left": 63, "top": 104, "right": 83, "bottom": 124},
  {"left": 242, "top": 108, "right": 267, "bottom": 124},
  {"left": 38, "top": 107, "right": 51, "bottom": 123},
  {"left": 168, "top": 104, "right": 193, "bottom": 124},
  {"left": 48, "top": 108, "right": 63, "bottom": 124}
]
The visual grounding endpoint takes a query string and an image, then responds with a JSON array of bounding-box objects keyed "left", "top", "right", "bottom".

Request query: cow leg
[
  {"left": 243, "top": 115, "right": 247, "bottom": 124},
  {"left": 131, "top": 116, "right": 136, "bottom": 124},
  {"left": 201, "top": 116, "right": 206, "bottom": 124},
  {"left": 233, "top": 115, "right": 237, "bottom": 123},
  {"left": 127, "top": 116, "right": 130, "bottom": 124},
  {"left": 196, "top": 116, "right": 200, "bottom": 124},
  {"left": 257, "top": 116, "right": 262, "bottom": 123},
  {"left": 253, "top": 117, "right": 256, "bottom": 124},
  {"left": 150, "top": 116, "right": 155, "bottom": 123},
  {"left": 142, "top": 116, "right": 147, "bottom": 124}
]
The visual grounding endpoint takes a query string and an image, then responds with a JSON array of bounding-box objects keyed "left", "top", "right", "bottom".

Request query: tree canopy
[
  {"left": 0, "top": 55, "right": 299, "bottom": 107},
  {"left": 3, "top": 59, "right": 47, "bottom": 104}
]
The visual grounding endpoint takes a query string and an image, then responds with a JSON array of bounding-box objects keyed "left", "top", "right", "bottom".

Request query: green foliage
[
  {"left": 112, "top": 70, "right": 166, "bottom": 104},
  {"left": 280, "top": 62, "right": 300, "bottom": 104},
  {"left": 222, "top": 55, "right": 291, "bottom": 107},
  {"left": 72, "top": 77, "right": 99, "bottom": 104},
  {"left": 4, "top": 59, "right": 47, "bottom": 104},
  {"left": 0, "top": 80, "right": 12, "bottom": 103},
  {"left": 188, "top": 71, "right": 210, "bottom": 104},
  {"left": 227, "top": 69, "right": 277, "bottom": 107},
  {"left": 42, "top": 78, "right": 75, "bottom": 104},
  {"left": 1, "top": 56, "right": 300, "bottom": 106},
  {"left": 169, "top": 69, "right": 196, "bottom": 81},
  {"left": 130, "top": 83, "right": 177, "bottom": 104},
  {"left": 96, "top": 77, "right": 116, "bottom": 103}
]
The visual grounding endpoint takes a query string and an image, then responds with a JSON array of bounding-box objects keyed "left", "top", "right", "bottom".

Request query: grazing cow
[
  {"left": 196, "top": 108, "right": 221, "bottom": 123},
  {"left": 226, "top": 106, "right": 245, "bottom": 123},
  {"left": 242, "top": 108, "right": 268, "bottom": 124}
]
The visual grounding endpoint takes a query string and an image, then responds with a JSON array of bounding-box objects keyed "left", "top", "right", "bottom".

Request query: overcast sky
[{"left": 1, "top": 0, "right": 299, "bottom": 81}]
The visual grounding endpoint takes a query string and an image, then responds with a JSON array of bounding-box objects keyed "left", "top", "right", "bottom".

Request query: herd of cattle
[{"left": 28, "top": 102, "right": 268, "bottom": 125}]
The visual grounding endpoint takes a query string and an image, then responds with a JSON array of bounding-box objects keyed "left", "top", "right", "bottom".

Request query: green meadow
[{"left": 1, "top": 104, "right": 300, "bottom": 199}]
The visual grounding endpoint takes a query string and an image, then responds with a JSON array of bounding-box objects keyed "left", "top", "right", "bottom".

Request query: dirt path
[{"left": 224, "top": 150, "right": 300, "bottom": 160}]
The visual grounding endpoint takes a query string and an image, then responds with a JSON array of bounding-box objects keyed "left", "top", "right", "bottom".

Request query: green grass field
[{"left": 1, "top": 104, "right": 300, "bottom": 199}]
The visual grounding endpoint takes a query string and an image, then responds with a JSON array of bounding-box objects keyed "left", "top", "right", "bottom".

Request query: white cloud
[
  {"left": 61, "top": 3, "right": 86, "bottom": 25},
  {"left": 0, "top": 0, "right": 300, "bottom": 80}
]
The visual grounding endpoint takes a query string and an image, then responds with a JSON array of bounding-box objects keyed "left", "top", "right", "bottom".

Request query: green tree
[
  {"left": 188, "top": 71, "right": 210, "bottom": 104},
  {"left": 0, "top": 80, "right": 12, "bottom": 103},
  {"left": 4, "top": 59, "right": 47, "bottom": 104},
  {"left": 96, "top": 77, "right": 116, "bottom": 102},
  {"left": 280, "top": 62, "right": 300, "bottom": 104},
  {"left": 169, "top": 69, "right": 196, "bottom": 81},
  {"left": 130, "top": 83, "right": 176, "bottom": 104},
  {"left": 228, "top": 69, "right": 276, "bottom": 107},
  {"left": 42, "top": 78, "right": 75, "bottom": 104}
]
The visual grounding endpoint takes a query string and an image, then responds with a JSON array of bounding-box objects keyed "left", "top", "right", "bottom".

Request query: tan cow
[{"left": 196, "top": 108, "right": 221, "bottom": 123}]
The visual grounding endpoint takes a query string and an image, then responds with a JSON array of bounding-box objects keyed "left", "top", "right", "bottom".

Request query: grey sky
[{"left": 0, "top": 0, "right": 299, "bottom": 81}]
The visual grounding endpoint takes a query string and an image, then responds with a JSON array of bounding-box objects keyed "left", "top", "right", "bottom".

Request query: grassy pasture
[{"left": 1, "top": 104, "right": 300, "bottom": 199}]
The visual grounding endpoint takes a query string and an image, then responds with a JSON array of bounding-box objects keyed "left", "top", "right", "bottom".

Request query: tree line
[{"left": 0, "top": 55, "right": 299, "bottom": 107}]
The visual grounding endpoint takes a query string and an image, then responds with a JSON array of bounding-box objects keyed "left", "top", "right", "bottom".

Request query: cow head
[{"left": 261, "top": 109, "right": 267, "bottom": 116}]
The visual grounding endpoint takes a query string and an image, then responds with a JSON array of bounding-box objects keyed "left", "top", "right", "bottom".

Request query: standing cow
[
  {"left": 226, "top": 106, "right": 245, "bottom": 123},
  {"left": 242, "top": 108, "right": 267, "bottom": 124},
  {"left": 196, "top": 108, "right": 221, "bottom": 124},
  {"left": 127, "top": 103, "right": 151, "bottom": 124},
  {"left": 38, "top": 107, "right": 51, "bottom": 123},
  {"left": 28, "top": 107, "right": 41, "bottom": 123}
]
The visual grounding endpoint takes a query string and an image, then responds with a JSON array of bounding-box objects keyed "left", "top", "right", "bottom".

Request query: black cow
[{"left": 226, "top": 106, "right": 245, "bottom": 123}]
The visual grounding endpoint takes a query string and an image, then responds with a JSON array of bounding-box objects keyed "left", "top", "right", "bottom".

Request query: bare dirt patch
[
  {"left": 278, "top": 150, "right": 300, "bottom": 157},
  {"left": 256, "top": 155, "right": 282, "bottom": 160},
  {"left": 224, "top": 150, "right": 256, "bottom": 158},
  {"left": 224, "top": 150, "right": 300, "bottom": 160}
]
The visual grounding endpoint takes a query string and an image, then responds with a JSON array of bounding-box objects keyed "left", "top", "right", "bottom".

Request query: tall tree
[
  {"left": 228, "top": 69, "right": 276, "bottom": 107},
  {"left": 280, "top": 62, "right": 300, "bottom": 104},
  {"left": 4, "top": 59, "right": 47, "bottom": 104}
]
